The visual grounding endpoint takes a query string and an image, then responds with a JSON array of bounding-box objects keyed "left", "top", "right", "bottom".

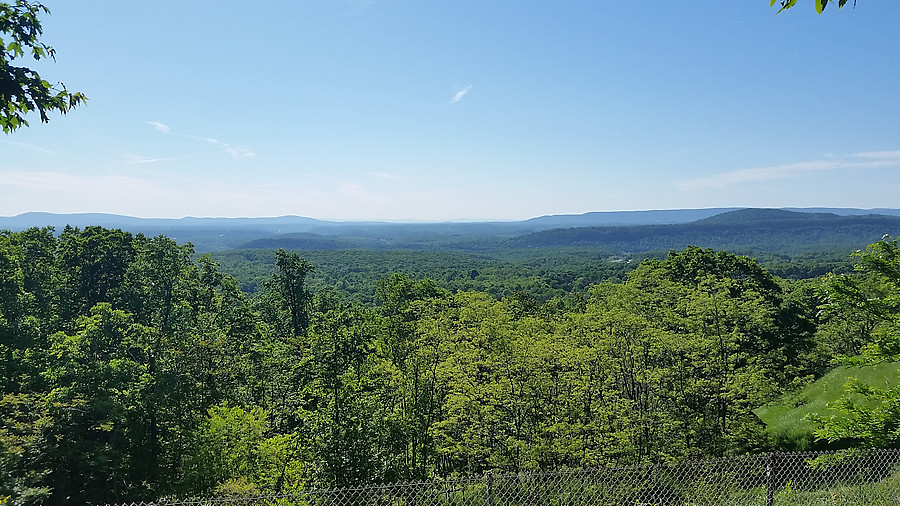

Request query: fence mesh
[{"left": 106, "top": 449, "right": 900, "bottom": 506}]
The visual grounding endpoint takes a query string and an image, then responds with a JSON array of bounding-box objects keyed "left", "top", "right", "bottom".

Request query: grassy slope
[{"left": 755, "top": 362, "right": 900, "bottom": 450}]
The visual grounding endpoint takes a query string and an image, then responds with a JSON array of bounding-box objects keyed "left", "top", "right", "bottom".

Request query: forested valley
[{"left": 2, "top": 224, "right": 899, "bottom": 505}]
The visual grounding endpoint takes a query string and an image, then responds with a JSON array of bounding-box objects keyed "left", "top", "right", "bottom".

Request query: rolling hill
[
  {"left": 3, "top": 208, "right": 899, "bottom": 254},
  {"left": 504, "top": 209, "right": 900, "bottom": 254}
]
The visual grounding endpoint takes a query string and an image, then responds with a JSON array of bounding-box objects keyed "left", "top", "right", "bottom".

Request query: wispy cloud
[
  {"left": 678, "top": 160, "right": 840, "bottom": 190},
  {"left": 202, "top": 137, "right": 256, "bottom": 158},
  {"left": 1, "top": 169, "right": 473, "bottom": 221},
  {"left": 1, "top": 170, "right": 168, "bottom": 195},
  {"left": 0, "top": 169, "right": 313, "bottom": 218},
  {"left": 450, "top": 85, "right": 472, "bottom": 104},
  {"left": 147, "top": 121, "right": 171, "bottom": 134},
  {"left": 676, "top": 151, "right": 900, "bottom": 190},
  {"left": 121, "top": 153, "right": 198, "bottom": 166},
  {"left": 0, "top": 139, "right": 55, "bottom": 154},
  {"left": 146, "top": 121, "right": 256, "bottom": 158},
  {"left": 853, "top": 150, "right": 900, "bottom": 160}
]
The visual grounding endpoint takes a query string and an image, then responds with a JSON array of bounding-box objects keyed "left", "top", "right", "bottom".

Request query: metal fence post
[
  {"left": 765, "top": 453, "right": 775, "bottom": 506},
  {"left": 485, "top": 471, "right": 494, "bottom": 506}
]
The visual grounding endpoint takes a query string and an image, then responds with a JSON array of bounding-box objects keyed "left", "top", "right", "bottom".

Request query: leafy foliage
[
  {"left": 0, "top": 1, "right": 85, "bottom": 132},
  {"left": 756, "top": 362, "right": 900, "bottom": 450},
  {"left": 810, "top": 237, "right": 900, "bottom": 449},
  {"left": 772, "top": 0, "right": 856, "bottom": 14},
  {"left": 0, "top": 225, "right": 888, "bottom": 503}
]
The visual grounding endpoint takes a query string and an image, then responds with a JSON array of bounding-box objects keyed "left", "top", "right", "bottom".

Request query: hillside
[
  {"left": 755, "top": 362, "right": 900, "bottom": 451},
  {"left": 506, "top": 209, "right": 900, "bottom": 254}
]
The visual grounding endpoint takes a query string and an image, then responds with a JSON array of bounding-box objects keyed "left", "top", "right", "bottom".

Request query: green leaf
[
  {"left": 777, "top": 0, "right": 798, "bottom": 13},
  {"left": 816, "top": 0, "right": 828, "bottom": 14},
  {"left": 838, "top": 0, "right": 848, "bottom": 7},
  {"left": 7, "top": 41, "right": 22, "bottom": 57}
]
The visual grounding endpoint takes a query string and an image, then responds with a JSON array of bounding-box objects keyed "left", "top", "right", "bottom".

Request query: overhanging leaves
[{"left": 0, "top": 1, "right": 85, "bottom": 133}]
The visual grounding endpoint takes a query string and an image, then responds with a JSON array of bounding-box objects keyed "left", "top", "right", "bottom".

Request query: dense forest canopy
[{"left": 2, "top": 225, "right": 897, "bottom": 505}]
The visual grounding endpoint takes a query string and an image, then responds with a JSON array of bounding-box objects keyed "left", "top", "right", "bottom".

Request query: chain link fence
[{"left": 107, "top": 450, "right": 900, "bottom": 506}]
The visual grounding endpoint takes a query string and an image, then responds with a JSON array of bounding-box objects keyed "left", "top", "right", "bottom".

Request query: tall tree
[
  {"left": 304, "top": 292, "right": 381, "bottom": 486},
  {"left": 374, "top": 274, "right": 447, "bottom": 479},
  {"left": 54, "top": 226, "right": 135, "bottom": 329},
  {"left": 272, "top": 249, "right": 314, "bottom": 337},
  {"left": 41, "top": 304, "right": 155, "bottom": 504}
]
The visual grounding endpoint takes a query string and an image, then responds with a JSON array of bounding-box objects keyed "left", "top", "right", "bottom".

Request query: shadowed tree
[{"left": 273, "top": 249, "right": 315, "bottom": 337}]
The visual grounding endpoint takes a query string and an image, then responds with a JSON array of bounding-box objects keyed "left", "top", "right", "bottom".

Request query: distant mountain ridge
[
  {"left": 507, "top": 209, "right": 900, "bottom": 254},
  {"left": 0, "top": 212, "right": 331, "bottom": 231},
  {"left": 4, "top": 207, "right": 897, "bottom": 230},
  {"left": 524, "top": 208, "right": 740, "bottom": 227},
  {"left": 694, "top": 208, "right": 840, "bottom": 224},
  {"left": 2, "top": 208, "right": 899, "bottom": 253}
]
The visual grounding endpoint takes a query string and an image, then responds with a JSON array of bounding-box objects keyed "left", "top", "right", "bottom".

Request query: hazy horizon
[{"left": 5, "top": 206, "right": 900, "bottom": 225}]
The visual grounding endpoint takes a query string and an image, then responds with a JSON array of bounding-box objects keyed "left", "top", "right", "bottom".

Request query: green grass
[{"left": 755, "top": 362, "right": 900, "bottom": 450}]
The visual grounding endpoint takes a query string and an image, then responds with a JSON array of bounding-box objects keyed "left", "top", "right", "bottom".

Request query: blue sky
[{"left": 2, "top": 1, "right": 899, "bottom": 221}]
